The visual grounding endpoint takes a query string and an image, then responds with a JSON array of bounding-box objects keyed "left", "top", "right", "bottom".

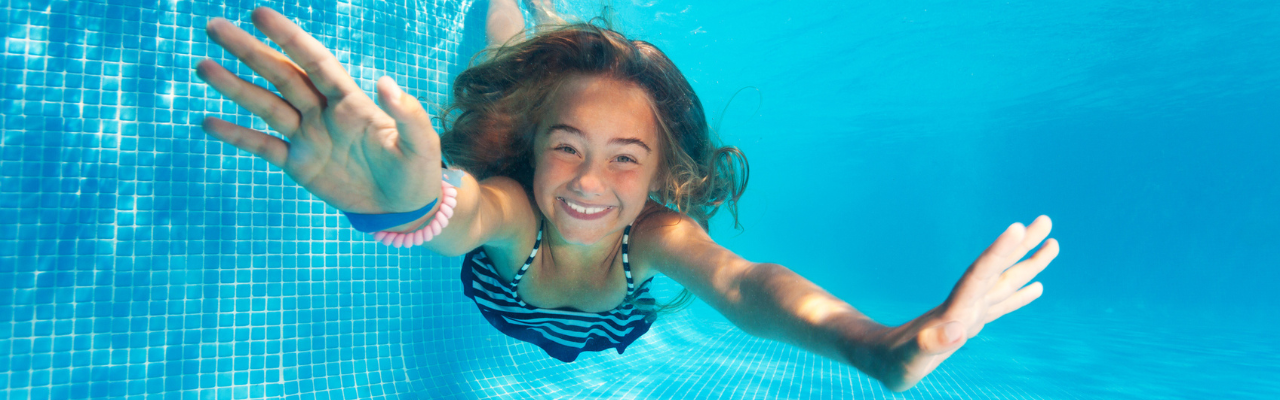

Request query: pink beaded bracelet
[{"left": 373, "top": 179, "right": 458, "bottom": 248}]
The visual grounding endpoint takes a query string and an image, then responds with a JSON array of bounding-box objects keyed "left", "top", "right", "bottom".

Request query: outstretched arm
[
  {"left": 634, "top": 212, "right": 892, "bottom": 376},
  {"left": 634, "top": 212, "right": 1058, "bottom": 392},
  {"left": 199, "top": 7, "right": 537, "bottom": 256},
  {"left": 198, "top": 7, "right": 443, "bottom": 217}
]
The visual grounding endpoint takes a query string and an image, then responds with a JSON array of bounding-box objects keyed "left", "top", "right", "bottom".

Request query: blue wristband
[{"left": 341, "top": 198, "right": 438, "bottom": 233}]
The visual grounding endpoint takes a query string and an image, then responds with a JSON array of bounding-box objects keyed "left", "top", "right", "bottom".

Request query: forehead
[{"left": 543, "top": 75, "right": 659, "bottom": 144}]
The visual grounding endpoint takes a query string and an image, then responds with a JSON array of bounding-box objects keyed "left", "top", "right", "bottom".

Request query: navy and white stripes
[
  {"left": 509, "top": 225, "right": 543, "bottom": 307},
  {"left": 460, "top": 223, "right": 658, "bottom": 362}
]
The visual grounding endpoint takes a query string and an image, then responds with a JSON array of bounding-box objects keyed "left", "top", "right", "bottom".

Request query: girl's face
[{"left": 532, "top": 75, "right": 662, "bottom": 246}]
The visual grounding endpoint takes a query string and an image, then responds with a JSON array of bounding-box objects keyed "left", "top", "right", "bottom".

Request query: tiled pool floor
[{"left": 455, "top": 296, "right": 1277, "bottom": 399}]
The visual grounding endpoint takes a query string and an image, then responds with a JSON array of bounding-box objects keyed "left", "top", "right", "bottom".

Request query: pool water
[{"left": 1, "top": 0, "right": 1277, "bottom": 399}]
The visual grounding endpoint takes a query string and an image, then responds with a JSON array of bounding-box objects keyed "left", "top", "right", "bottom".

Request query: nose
[{"left": 567, "top": 159, "right": 606, "bottom": 198}]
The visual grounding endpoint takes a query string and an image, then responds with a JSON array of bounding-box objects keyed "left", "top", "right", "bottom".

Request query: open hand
[
  {"left": 196, "top": 7, "right": 442, "bottom": 214},
  {"left": 873, "top": 215, "right": 1059, "bottom": 391}
]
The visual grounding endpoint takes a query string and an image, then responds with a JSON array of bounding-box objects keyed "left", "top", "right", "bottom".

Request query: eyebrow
[{"left": 548, "top": 124, "right": 652, "bottom": 154}]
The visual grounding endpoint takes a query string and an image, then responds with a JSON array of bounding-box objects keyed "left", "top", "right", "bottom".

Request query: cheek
[
  {"left": 535, "top": 156, "right": 573, "bottom": 185},
  {"left": 532, "top": 156, "right": 578, "bottom": 203},
  {"left": 616, "top": 169, "right": 655, "bottom": 200}
]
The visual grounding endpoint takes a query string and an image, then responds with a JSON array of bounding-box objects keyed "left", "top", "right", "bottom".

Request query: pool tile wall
[{"left": 0, "top": 0, "right": 486, "bottom": 398}]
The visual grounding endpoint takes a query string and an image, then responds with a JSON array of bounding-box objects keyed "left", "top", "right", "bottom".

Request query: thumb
[
  {"left": 376, "top": 76, "right": 438, "bottom": 155},
  {"left": 919, "top": 322, "right": 967, "bottom": 354}
]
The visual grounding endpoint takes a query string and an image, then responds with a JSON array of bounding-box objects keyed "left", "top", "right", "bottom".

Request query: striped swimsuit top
[{"left": 460, "top": 221, "right": 658, "bottom": 362}]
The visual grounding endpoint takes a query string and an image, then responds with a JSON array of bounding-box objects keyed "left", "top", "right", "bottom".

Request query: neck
[{"left": 540, "top": 219, "right": 625, "bottom": 277}]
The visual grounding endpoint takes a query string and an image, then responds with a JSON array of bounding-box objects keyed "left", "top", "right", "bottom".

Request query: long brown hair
[{"left": 440, "top": 22, "right": 749, "bottom": 316}]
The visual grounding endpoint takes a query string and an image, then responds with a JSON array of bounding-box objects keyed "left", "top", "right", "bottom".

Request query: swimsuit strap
[
  {"left": 509, "top": 220, "right": 543, "bottom": 306},
  {"left": 509, "top": 222, "right": 637, "bottom": 306},
  {"left": 622, "top": 224, "right": 636, "bottom": 297}
]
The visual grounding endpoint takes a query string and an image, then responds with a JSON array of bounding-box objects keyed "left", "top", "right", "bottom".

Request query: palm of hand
[
  {"left": 197, "top": 7, "right": 441, "bottom": 214},
  {"left": 290, "top": 98, "right": 434, "bottom": 213},
  {"left": 874, "top": 215, "right": 1059, "bottom": 392}
]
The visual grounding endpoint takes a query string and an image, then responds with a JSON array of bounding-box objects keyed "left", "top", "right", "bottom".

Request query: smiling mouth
[{"left": 558, "top": 197, "right": 614, "bottom": 216}]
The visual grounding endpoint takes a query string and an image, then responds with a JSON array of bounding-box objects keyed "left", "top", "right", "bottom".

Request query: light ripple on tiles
[{"left": 3, "top": 0, "right": 1276, "bottom": 398}]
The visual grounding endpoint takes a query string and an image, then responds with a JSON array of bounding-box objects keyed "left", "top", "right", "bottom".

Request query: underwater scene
[{"left": 0, "top": 0, "right": 1277, "bottom": 398}]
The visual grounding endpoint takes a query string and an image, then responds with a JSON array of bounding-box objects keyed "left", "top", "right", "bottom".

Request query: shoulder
[
  {"left": 628, "top": 202, "right": 756, "bottom": 307},
  {"left": 476, "top": 174, "right": 529, "bottom": 201},
  {"left": 628, "top": 202, "right": 716, "bottom": 275},
  {"left": 476, "top": 174, "right": 534, "bottom": 216},
  {"left": 470, "top": 175, "right": 538, "bottom": 254},
  {"left": 631, "top": 203, "right": 704, "bottom": 247}
]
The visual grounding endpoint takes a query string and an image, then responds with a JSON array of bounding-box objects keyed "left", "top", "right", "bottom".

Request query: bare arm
[
  {"left": 635, "top": 212, "right": 891, "bottom": 373},
  {"left": 386, "top": 174, "right": 535, "bottom": 258},
  {"left": 737, "top": 264, "right": 894, "bottom": 368},
  {"left": 635, "top": 212, "right": 1057, "bottom": 391}
]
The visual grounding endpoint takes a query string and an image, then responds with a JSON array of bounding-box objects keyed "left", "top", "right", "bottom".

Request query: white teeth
[{"left": 563, "top": 198, "right": 608, "bottom": 215}]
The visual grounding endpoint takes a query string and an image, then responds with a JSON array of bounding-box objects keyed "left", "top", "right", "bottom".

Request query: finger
[
  {"left": 978, "top": 222, "right": 1028, "bottom": 278},
  {"left": 251, "top": 7, "right": 363, "bottom": 100},
  {"left": 892, "top": 349, "right": 954, "bottom": 393},
  {"left": 376, "top": 76, "right": 439, "bottom": 155},
  {"left": 986, "top": 238, "right": 1058, "bottom": 304},
  {"left": 983, "top": 282, "right": 1044, "bottom": 324},
  {"left": 201, "top": 117, "right": 289, "bottom": 168},
  {"left": 947, "top": 222, "right": 1026, "bottom": 305},
  {"left": 919, "top": 346, "right": 958, "bottom": 381},
  {"left": 917, "top": 321, "right": 966, "bottom": 355},
  {"left": 205, "top": 17, "right": 323, "bottom": 111},
  {"left": 196, "top": 59, "right": 302, "bottom": 135},
  {"left": 1004, "top": 215, "right": 1053, "bottom": 267}
]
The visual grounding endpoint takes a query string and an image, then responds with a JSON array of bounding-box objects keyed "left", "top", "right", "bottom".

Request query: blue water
[{"left": 1, "top": 0, "right": 1277, "bottom": 399}]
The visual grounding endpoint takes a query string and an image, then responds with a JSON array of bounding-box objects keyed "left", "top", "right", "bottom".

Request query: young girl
[{"left": 195, "top": 3, "right": 1058, "bottom": 392}]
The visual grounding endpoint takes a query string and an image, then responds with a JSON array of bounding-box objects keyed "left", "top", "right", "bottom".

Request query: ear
[{"left": 648, "top": 168, "right": 665, "bottom": 193}]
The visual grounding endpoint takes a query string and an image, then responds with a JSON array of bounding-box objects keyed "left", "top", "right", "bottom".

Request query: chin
[{"left": 549, "top": 219, "right": 615, "bottom": 245}]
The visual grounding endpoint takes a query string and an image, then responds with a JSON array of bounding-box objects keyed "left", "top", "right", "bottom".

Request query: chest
[{"left": 487, "top": 246, "right": 653, "bottom": 314}]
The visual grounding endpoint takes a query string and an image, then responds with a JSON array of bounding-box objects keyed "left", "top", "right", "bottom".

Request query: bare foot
[
  {"left": 524, "top": 0, "right": 566, "bottom": 26},
  {"left": 487, "top": 0, "right": 525, "bottom": 49}
]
